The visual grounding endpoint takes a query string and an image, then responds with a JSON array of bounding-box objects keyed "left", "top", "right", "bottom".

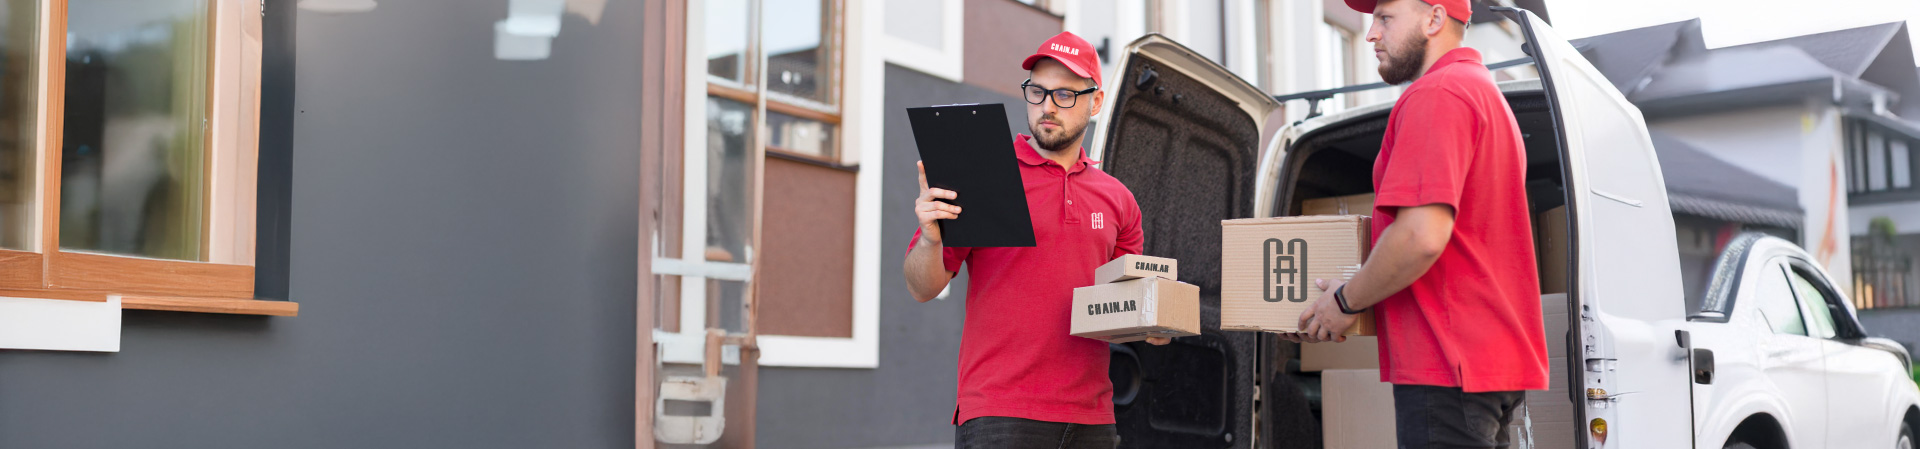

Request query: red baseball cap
[
  {"left": 1345, "top": 0, "right": 1471, "bottom": 24},
  {"left": 1021, "top": 31, "right": 1102, "bottom": 88}
]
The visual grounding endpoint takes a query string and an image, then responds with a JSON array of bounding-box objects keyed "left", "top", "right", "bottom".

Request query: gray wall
[
  {"left": 752, "top": 65, "right": 1031, "bottom": 449},
  {"left": 0, "top": 2, "right": 639, "bottom": 448}
]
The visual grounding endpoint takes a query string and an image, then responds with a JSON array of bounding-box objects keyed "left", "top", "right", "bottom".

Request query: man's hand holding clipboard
[{"left": 906, "top": 104, "right": 1037, "bottom": 248}]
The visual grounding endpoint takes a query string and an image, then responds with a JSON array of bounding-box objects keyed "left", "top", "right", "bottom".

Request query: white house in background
[{"left": 1575, "top": 19, "right": 1920, "bottom": 328}]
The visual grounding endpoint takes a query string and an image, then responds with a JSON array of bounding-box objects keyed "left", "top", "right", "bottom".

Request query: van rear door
[
  {"left": 1091, "top": 34, "right": 1278, "bottom": 449},
  {"left": 1497, "top": 7, "right": 1697, "bottom": 448}
]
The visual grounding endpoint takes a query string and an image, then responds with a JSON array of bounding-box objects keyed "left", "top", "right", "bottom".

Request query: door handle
[{"left": 1692, "top": 348, "right": 1715, "bottom": 384}]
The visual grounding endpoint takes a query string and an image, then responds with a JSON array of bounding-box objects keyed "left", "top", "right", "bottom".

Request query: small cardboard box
[
  {"left": 1094, "top": 254, "right": 1178, "bottom": 284},
  {"left": 1300, "top": 193, "right": 1376, "bottom": 216},
  {"left": 1070, "top": 277, "right": 1201, "bottom": 343},
  {"left": 1322, "top": 369, "right": 1397, "bottom": 448},
  {"left": 1301, "top": 336, "right": 1379, "bottom": 372},
  {"left": 1537, "top": 206, "right": 1569, "bottom": 294},
  {"left": 1221, "top": 215, "right": 1375, "bottom": 335}
]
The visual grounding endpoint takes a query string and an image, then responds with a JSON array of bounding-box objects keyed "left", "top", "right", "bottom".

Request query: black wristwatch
[{"left": 1335, "top": 285, "right": 1367, "bottom": 315}]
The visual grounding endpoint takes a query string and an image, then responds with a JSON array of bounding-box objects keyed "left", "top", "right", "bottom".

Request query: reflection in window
[
  {"left": 1786, "top": 269, "right": 1838, "bottom": 339},
  {"left": 763, "top": 0, "right": 834, "bottom": 105},
  {"left": 0, "top": 0, "right": 37, "bottom": 250},
  {"left": 706, "top": 0, "right": 752, "bottom": 85},
  {"left": 1753, "top": 265, "right": 1807, "bottom": 336},
  {"left": 60, "top": 0, "right": 209, "bottom": 261},
  {"left": 766, "top": 111, "right": 834, "bottom": 159},
  {"left": 706, "top": 97, "right": 755, "bottom": 264}
]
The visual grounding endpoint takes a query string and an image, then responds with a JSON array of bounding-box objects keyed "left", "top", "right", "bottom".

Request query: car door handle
[{"left": 1692, "top": 348, "right": 1715, "bottom": 384}]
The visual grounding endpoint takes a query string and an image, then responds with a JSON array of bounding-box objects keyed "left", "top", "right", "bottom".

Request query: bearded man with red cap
[
  {"left": 902, "top": 31, "right": 1162, "bottom": 448},
  {"left": 1279, "top": 0, "right": 1549, "bottom": 447}
]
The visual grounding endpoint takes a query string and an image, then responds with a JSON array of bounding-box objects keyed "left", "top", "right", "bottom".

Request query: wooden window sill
[{"left": 120, "top": 295, "right": 298, "bottom": 317}]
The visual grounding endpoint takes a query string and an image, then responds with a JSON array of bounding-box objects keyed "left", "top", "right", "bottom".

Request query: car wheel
[{"left": 1900, "top": 422, "right": 1914, "bottom": 449}]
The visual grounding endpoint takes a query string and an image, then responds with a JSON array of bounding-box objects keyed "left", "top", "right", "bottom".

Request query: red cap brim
[
  {"left": 1344, "top": 0, "right": 1377, "bottom": 14},
  {"left": 1021, "top": 54, "right": 1101, "bottom": 87}
]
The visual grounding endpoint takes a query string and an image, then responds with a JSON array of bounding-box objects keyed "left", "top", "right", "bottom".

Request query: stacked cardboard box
[
  {"left": 1220, "top": 215, "right": 1376, "bottom": 336},
  {"left": 1322, "top": 369, "right": 1397, "bottom": 448},
  {"left": 1524, "top": 293, "right": 1575, "bottom": 449},
  {"left": 1300, "top": 193, "right": 1375, "bottom": 216},
  {"left": 1537, "top": 206, "right": 1569, "bottom": 294},
  {"left": 1070, "top": 255, "right": 1200, "bottom": 343}
]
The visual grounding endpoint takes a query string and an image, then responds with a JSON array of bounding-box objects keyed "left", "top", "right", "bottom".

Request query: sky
[{"left": 1545, "top": 0, "right": 1920, "bottom": 65}]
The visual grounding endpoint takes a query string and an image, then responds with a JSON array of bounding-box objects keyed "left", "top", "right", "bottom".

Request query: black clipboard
[{"left": 906, "top": 103, "right": 1036, "bottom": 248}]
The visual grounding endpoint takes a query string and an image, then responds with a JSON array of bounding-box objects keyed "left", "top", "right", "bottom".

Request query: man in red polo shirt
[
  {"left": 903, "top": 31, "right": 1161, "bottom": 448},
  {"left": 1284, "top": 0, "right": 1548, "bottom": 447}
]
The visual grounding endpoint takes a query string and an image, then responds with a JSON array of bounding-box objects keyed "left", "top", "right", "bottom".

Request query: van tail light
[{"left": 1589, "top": 418, "right": 1608, "bottom": 445}]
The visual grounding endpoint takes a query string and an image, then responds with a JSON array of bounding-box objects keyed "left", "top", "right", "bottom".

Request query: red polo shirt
[
  {"left": 908, "top": 134, "right": 1144, "bottom": 425},
  {"left": 1370, "top": 48, "right": 1548, "bottom": 392}
]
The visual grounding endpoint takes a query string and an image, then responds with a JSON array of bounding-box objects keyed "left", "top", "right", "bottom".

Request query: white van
[{"left": 1087, "top": 8, "right": 1920, "bottom": 449}]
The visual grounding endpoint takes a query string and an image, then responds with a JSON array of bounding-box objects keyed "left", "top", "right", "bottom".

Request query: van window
[
  {"left": 1785, "top": 268, "right": 1838, "bottom": 339},
  {"left": 1750, "top": 263, "right": 1807, "bottom": 336}
]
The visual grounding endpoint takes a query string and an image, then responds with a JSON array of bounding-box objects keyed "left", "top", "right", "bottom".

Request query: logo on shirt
[
  {"left": 1264, "top": 238, "right": 1308, "bottom": 303},
  {"left": 1088, "top": 300, "right": 1136, "bottom": 316},
  {"left": 1091, "top": 212, "right": 1104, "bottom": 230},
  {"left": 1050, "top": 43, "right": 1081, "bottom": 56}
]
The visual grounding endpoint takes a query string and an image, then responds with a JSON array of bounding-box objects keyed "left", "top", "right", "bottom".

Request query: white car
[
  {"left": 1086, "top": 7, "right": 1920, "bottom": 449},
  {"left": 1685, "top": 233, "right": 1920, "bottom": 449}
]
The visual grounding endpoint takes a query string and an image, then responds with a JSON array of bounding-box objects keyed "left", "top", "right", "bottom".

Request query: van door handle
[{"left": 1691, "top": 348, "right": 1714, "bottom": 384}]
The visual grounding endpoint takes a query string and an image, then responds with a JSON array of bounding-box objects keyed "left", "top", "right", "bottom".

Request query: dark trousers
[
  {"left": 955, "top": 416, "right": 1117, "bottom": 449},
  {"left": 1393, "top": 384, "right": 1526, "bottom": 449}
]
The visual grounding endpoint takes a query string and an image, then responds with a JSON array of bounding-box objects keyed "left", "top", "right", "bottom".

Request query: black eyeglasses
[{"left": 1020, "top": 79, "right": 1099, "bottom": 108}]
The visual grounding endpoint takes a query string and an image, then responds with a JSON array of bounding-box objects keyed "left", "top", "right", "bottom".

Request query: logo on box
[
  {"left": 1088, "top": 300, "right": 1137, "bottom": 315},
  {"left": 1134, "top": 261, "right": 1169, "bottom": 273},
  {"left": 1264, "top": 238, "right": 1308, "bottom": 302}
]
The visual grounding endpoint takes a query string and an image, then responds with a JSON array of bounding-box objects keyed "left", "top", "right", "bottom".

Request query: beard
[
  {"left": 1377, "top": 31, "right": 1429, "bottom": 85},
  {"left": 1029, "top": 114, "right": 1087, "bottom": 153}
]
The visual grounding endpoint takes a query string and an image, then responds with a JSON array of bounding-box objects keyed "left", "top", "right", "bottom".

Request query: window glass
[
  {"left": 1186, "top": 0, "right": 1224, "bottom": 65},
  {"left": 1868, "top": 131, "right": 1887, "bottom": 191},
  {"left": 1750, "top": 264, "right": 1806, "bottom": 336},
  {"left": 706, "top": 0, "right": 752, "bottom": 85},
  {"left": 763, "top": 0, "right": 834, "bottom": 105},
  {"left": 0, "top": 0, "right": 37, "bottom": 251},
  {"left": 766, "top": 111, "right": 834, "bottom": 159},
  {"left": 61, "top": 0, "right": 210, "bottom": 261},
  {"left": 705, "top": 97, "right": 756, "bottom": 264},
  {"left": 1894, "top": 140, "right": 1911, "bottom": 189},
  {"left": 1786, "top": 268, "right": 1839, "bottom": 339}
]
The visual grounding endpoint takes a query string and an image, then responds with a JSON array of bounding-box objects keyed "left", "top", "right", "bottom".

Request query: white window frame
[
  {"left": 880, "top": 0, "right": 963, "bottom": 82},
  {"left": 658, "top": 0, "right": 881, "bottom": 369}
]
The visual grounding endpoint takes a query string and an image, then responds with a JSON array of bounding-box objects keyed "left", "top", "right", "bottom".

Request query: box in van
[{"left": 1300, "top": 193, "right": 1375, "bottom": 216}]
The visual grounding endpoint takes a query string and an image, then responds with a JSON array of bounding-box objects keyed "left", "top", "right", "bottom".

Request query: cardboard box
[
  {"left": 1301, "top": 336, "right": 1379, "bottom": 371},
  {"left": 1524, "top": 293, "right": 1575, "bottom": 449},
  {"left": 1322, "top": 369, "right": 1397, "bottom": 448},
  {"left": 1070, "top": 277, "right": 1201, "bottom": 343},
  {"left": 1220, "top": 215, "right": 1375, "bottom": 335},
  {"left": 1300, "top": 193, "right": 1376, "bottom": 216},
  {"left": 1093, "top": 254, "right": 1178, "bottom": 284},
  {"left": 1538, "top": 206, "right": 1569, "bottom": 294}
]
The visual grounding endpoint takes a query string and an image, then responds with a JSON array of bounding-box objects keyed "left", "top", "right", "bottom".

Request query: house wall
[
  {"left": 1649, "top": 103, "right": 1854, "bottom": 282},
  {"left": 0, "top": 2, "right": 641, "bottom": 447}
]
